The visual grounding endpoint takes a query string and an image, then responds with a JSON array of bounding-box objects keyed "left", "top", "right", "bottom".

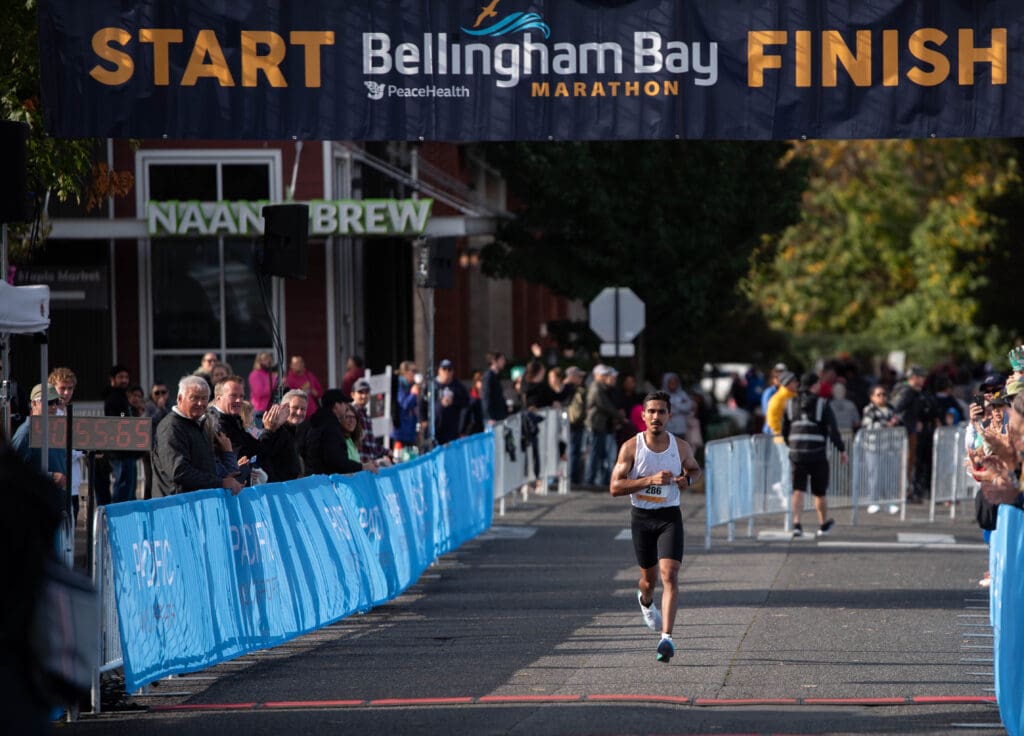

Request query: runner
[{"left": 610, "top": 390, "right": 702, "bottom": 663}]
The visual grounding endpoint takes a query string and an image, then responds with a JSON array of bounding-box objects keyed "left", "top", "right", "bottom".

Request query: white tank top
[{"left": 629, "top": 432, "right": 682, "bottom": 509}]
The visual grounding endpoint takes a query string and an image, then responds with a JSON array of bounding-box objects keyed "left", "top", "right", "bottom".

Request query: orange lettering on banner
[
  {"left": 749, "top": 26, "right": 1006, "bottom": 89},
  {"left": 139, "top": 29, "right": 184, "bottom": 86},
  {"left": 89, "top": 28, "right": 134, "bottom": 85},
  {"left": 181, "top": 30, "right": 235, "bottom": 86},
  {"left": 89, "top": 27, "right": 336, "bottom": 88}
]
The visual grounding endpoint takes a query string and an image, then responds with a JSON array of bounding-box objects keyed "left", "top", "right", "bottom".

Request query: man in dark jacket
[
  {"left": 782, "top": 372, "right": 848, "bottom": 538},
  {"left": 421, "top": 359, "right": 470, "bottom": 446},
  {"left": 209, "top": 375, "right": 286, "bottom": 484},
  {"left": 481, "top": 351, "right": 508, "bottom": 425},
  {"left": 297, "top": 388, "right": 365, "bottom": 475},
  {"left": 152, "top": 376, "right": 243, "bottom": 497},
  {"left": 103, "top": 364, "right": 138, "bottom": 503}
]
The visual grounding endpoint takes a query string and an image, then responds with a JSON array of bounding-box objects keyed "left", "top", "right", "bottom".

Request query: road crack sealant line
[{"left": 148, "top": 694, "right": 996, "bottom": 712}]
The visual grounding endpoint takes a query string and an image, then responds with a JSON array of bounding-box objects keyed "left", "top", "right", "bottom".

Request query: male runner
[{"left": 610, "top": 391, "right": 702, "bottom": 662}]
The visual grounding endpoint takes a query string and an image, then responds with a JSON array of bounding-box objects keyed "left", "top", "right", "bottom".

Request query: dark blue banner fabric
[
  {"left": 103, "top": 434, "right": 494, "bottom": 692},
  {"left": 37, "top": 1, "right": 1021, "bottom": 140}
]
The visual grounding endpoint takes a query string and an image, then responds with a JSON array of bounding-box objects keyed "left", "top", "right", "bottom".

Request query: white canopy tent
[{"left": 1, "top": 281, "right": 51, "bottom": 457}]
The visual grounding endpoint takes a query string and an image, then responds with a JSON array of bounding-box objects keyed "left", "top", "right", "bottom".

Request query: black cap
[
  {"left": 799, "top": 372, "right": 819, "bottom": 390},
  {"left": 981, "top": 373, "right": 1006, "bottom": 393}
]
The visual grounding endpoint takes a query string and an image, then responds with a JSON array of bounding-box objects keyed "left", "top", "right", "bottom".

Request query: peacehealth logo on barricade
[
  {"left": 146, "top": 198, "right": 433, "bottom": 237},
  {"left": 103, "top": 434, "right": 493, "bottom": 692}
]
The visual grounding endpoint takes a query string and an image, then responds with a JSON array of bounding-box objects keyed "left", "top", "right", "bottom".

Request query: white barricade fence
[
  {"left": 706, "top": 427, "right": 914, "bottom": 549},
  {"left": 849, "top": 427, "right": 908, "bottom": 524},
  {"left": 493, "top": 408, "right": 567, "bottom": 515},
  {"left": 929, "top": 423, "right": 978, "bottom": 522},
  {"left": 91, "top": 506, "right": 123, "bottom": 713}
]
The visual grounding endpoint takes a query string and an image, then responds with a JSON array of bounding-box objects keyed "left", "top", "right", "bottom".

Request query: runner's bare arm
[
  {"left": 674, "top": 437, "right": 702, "bottom": 489},
  {"left": 610, "top": 437, "right": 674, "bottom": 496}
]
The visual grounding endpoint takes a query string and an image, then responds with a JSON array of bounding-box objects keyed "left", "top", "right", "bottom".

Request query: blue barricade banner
[
  {"left": 991, "top": 504, "right": 1024, "bottom": 736},
  {"left": 37, "top": 1, "right": 1024, "bottom": 141},
  {"left": 103, "top": 434, "right": 494, "bottom": 691}
]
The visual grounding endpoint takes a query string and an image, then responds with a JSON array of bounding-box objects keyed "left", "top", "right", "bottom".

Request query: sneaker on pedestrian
[
  {"left": 792, "top": 523, "right": 803, "bottom": 538},
  {"left": 866, "top": 504, "right": 880, "bottom": 514},
  {"left": 816, "top": 519, "right": 835, "bottom": 537},
  {"left": 637, "top": 590, "right": 662, "bottom": 631},
  {"left": 887, "top": 504, "right": 900, "bottom": 515},
  {"left": 656, "top": 636, "right": 675, "bottom": 663}
]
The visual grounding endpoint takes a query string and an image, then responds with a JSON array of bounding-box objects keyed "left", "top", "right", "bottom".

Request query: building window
[{"left": 145, "top": 155, "right": 280, "bottom": 389}]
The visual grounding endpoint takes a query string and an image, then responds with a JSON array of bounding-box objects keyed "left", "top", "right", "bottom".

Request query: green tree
[
  {"left": 1, "top": 0, "right": 132, "bottom": 255},
  {"left": 745, "top": 139, "right": 1020, "bottom": 365},
  {"left": 478, "top": 140, "right": 808, "bottom": 375}
]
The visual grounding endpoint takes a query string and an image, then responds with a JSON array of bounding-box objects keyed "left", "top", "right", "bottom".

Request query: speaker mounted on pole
[
  {"left": 260, "top": 203, "right": 309, "bottom": 279},
  {"left": 0, "top": 120, "right": 32, "bottom": 224}
]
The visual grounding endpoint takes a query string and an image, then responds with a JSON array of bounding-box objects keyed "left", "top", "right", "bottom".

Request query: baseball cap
[
  {"left": 439, "top": 359, "right": 453, "bottom": 370},
  {"left": 906, "top": 365, "right": 926, "bottom": 378},
  {"left": 773, "top": 362, "right": 788, "bottom": 372},
  {"left": 980, "top": 373, "right": 1006, "bottom": 393},
  {"left": 1005, "top": 379, "right": 1024, "bottom": 397},
  {"left": 353, "top": 378, "right": 371, "bottom": 393},
  {"left": 565, "top": 366, "right": 586, "bottom": 379},
  {"left": 31, "top": 383, "right": 60, "bottom": 403},
  {"left": 595, "top": 365, "right": 618, "bottom": 377}
]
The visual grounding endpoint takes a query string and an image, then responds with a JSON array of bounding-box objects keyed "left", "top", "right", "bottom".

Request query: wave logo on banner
[{"left": 461, "top": 1, "right": 551, "bottom": 40}]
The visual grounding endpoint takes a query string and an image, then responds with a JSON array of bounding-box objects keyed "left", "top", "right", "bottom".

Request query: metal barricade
[
  {"left": 929, "top": 423, "right": 978, "bottom": 522},
  {"left": 849, "top": 427, "right": 908, "bottom": 524},
  {"left": 91, "top": 506, "right": 122, "bottom": 714}
]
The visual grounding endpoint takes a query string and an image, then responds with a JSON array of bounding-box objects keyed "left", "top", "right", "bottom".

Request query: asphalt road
[{"left": 65, "top": 488, "right": 1005, "bottom": 735}]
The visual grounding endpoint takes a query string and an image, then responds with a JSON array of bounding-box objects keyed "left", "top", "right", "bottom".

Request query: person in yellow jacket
[{"left": 766, "top": 371, "right": 799, "bottom": 441}]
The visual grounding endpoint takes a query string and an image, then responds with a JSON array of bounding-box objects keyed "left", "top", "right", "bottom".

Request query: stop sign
[{"left": 588, "top": 287, "right": 645, "bottom": 343}]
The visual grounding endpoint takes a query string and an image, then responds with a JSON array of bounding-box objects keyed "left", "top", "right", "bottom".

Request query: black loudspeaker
[
  {"left": 260, "top": 203, "right": 309, "bottom": 279},
  {"left": 0, "top": 120, "right": 31, "bottom": 224},
  {"left": 415, "top": 238, "right": 456, "bottom": 289}
]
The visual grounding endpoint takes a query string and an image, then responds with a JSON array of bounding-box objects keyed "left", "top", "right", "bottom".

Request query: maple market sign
[{"left": 147, "top": 199, "right": 433, "bottom": 237}]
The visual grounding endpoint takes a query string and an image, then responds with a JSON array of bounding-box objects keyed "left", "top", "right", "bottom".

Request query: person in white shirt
[{"left": 610, "top": 390, "right": 702, "bottom": 664}]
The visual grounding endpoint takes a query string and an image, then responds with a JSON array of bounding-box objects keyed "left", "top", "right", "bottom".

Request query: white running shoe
[
  {"left": 866, "top": 504, "right": 880, "bottom": 514},
  {"left": 637, "top": 590, "right": 662, "bottom": 631},
  {"left": 887, "top": 504, "right": 900, "bottom": 515}
]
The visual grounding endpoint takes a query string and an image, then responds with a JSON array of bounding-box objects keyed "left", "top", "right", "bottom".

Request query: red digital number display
[{"left": 29, "top": 417, "right": 152, "bottom": 451}]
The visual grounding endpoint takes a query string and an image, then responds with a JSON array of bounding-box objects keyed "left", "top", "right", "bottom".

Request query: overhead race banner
[{"left": 38, "top": 1, "right": 1019, "bottom": 141}]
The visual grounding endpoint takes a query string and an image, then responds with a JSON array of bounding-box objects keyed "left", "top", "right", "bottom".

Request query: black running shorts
[
  {"left": 631, "top": 505, "right": 684, "bottom": 569},
  {"left": 791, "top": 458, "right": 830, "bottom": 497}
]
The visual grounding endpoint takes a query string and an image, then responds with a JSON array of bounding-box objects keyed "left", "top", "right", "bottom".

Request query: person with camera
[{"left": 420, "top": 359, "right": 469, "bottom": 446}]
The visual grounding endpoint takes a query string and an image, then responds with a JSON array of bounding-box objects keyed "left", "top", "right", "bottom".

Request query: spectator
[
  {"left": 459, "top": 371, "right": 486, "bottom": 437},
  {"left": 422, "top": 359, "right": 469, "bottom": 445},
  {"left": 766, "top": 371, "right": 799, "bottom": 439},
  {"left": 933, "top": 374, "right": 965, "bottom": 426},
  {"left": 209, "top": 375, "right": 286, "bottom": 485},
  {"left": 584, "top": 364, "right": 621, "bottom": 488},
  {"left": 340, "top": 355, "right": 365, "bottom": 397},
  {"left": 760, "top": 363, "right": 787, "bottom": 433},
  {"left": 481, "top": 351, "right": 508, "bottom": 425},
  {"left": 10, "top": 383, "right": 67, "bottom": 492},
  {"left": 259, "top": 389, "right": 307, "bottom": 482},
  {"left": 891, "top": 365, "right": 933, "bottom": 504},
  {"left": 248, "top": 352, "right": 278, "bottom": 422},
  {"left": 194, "top": 352, "right": 219, "bottom": 392},
  {"left": 286, "top": 355, "right": 323, "bottom": 414},
  {"left": 104, "top": 364, "right": 137, "bottom": 504},
  {"left": 522, "top": 360, "right": 556, "bottom": 410},
  {"left": 829, "top": 382, "right": 860, "bottom": 431},
  {"left": 210, "top": 361, "right": 232, "bottom": 387},
  {"left": 351, "top": 378, "right": 391, "bottom": 464},
  {"left": 144, "top": 382, "right": 171, "bottom": 427},
  {"left": 616, "top": 373, "right": 644, "bottom": 445},
  {"left": 390, "top": 360, "right": 421, "bottom": 454},
  {"left": 152, "top": 375, "right": 243, "bottom": 497},
  {"left": 298, "top": 388, "right": 372, "bottom": 475},
  {"left": 338, "top": 401, "right": 379, "bottom": 473},
  {"left": 564, "top": 366, "right": 587, "bottom": 486},
  {"left": 48, "top": 366, "right": 83, "bottom": 520},
  {"left": 660, "top": 372, "right": 693, "bottom": 440},
  {"left": 861, "top": 384, "right": 900, "bottom": 515}
]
